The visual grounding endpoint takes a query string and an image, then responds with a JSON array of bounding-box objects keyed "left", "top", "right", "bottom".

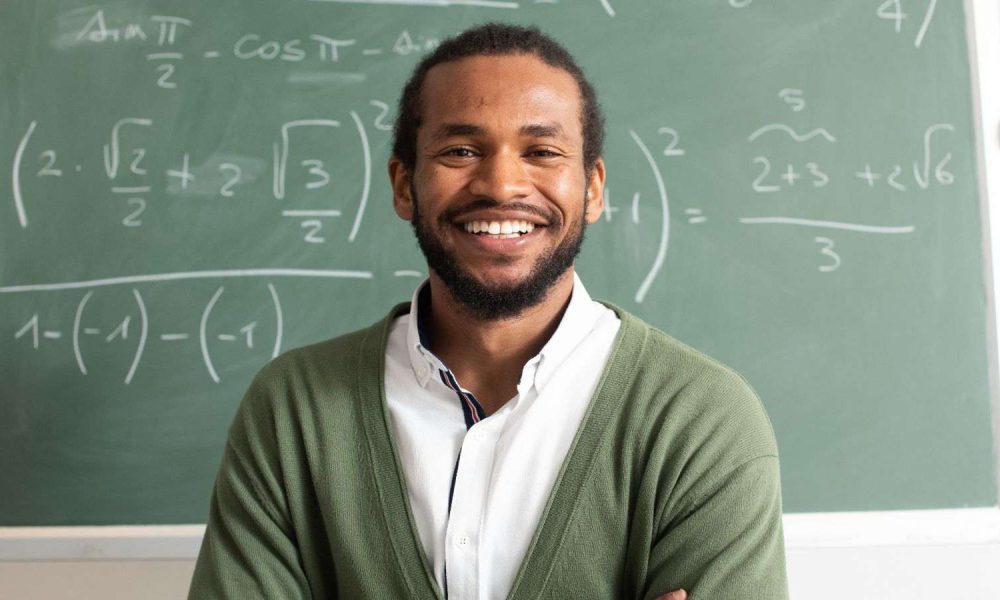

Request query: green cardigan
[{"left": 188, "top": 304, "right": 788, "bottom": 599}]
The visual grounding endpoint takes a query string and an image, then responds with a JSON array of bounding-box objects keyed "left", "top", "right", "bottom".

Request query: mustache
[{"left": 440, "top": 198, "right": 560, "bottom": 226}]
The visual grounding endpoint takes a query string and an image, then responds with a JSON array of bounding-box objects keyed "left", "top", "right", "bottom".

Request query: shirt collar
[
  {"left": 405, "top": 272, "right": 605, "bottom": 393},
  {"left": 406, "top": 280, "right": 444, "bottom": 387},
  {"left": 531, "top": 272, "right": 605, "bottom": 392}
]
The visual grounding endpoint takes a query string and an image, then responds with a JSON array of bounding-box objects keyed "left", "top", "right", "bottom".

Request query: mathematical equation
[
  {"left": 13, "top": 109, "right": 381, "bottom": 245},
  {"left": 688, "top": 88, "right": 952, "bottom": 277},
  {"left": 68, "top": 9, "right": 445, "bottom": 91},
  {"left": 11, "top": 283, "right": 284, "bottom": 385}
]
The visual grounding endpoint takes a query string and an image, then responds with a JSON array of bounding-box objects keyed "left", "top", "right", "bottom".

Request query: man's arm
[
  {"left": 188, "top": 378, "right": 312, "bottom": 600},
  {"left": 643, "top": 454, "right": 788, "bottom": 600}
]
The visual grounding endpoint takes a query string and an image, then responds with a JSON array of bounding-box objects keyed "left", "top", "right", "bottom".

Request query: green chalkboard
[{"left": 1, "top": 0, "right": 996, "bottom": 526}]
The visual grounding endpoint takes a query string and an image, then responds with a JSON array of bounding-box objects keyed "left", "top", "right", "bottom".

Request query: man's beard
[{"left": 410, "top": 191, "right": 587, "bottom": 321}]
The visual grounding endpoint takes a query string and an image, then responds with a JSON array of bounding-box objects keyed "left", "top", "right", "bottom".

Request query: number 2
[
  {"left": 123, "top": 198, "right": 145, "bottom": 227},
  {"left": 658, "top": 127, "right": 686, "bottom": 157},
  {"left": 219, "top": 163, "right": 242, "bottom": 197},
  {"left": 752, "top": 156, "right": 780, "bottom": 192},
  {"left": 37, "top": 150, "right": 62, "bottom": 177},
  {"left": 156, "top": 63, "right": 177, "bottom": 89},
  {"left": 301, "top": 220, "right": 325, "bottom": 243}
]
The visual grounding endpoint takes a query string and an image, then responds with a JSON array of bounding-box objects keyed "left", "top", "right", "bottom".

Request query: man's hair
[{"left": 391, "top": 23, "right": 605, "bottom": 174}]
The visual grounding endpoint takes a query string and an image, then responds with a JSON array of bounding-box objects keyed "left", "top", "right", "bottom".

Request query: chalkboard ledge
[{"left": 2, "top": 508, "right": 1000, "bottom": 560}]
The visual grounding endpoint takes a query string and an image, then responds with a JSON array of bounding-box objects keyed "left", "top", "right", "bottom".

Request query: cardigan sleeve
[
  {"left": 638, "top": 357, "right": 789, "bottom": 600},
  {"left": 187, "top": 377, "right": 314, "bottom": 600},
  {"left": 641, "top": 454, "right": 788, "bottom": 600}
]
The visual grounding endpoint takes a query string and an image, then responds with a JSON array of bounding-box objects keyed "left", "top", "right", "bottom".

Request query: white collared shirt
[{"left": 384, "top": 273, "right": 621, "bottom": 600}]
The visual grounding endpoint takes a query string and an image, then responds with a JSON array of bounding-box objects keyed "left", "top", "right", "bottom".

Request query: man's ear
[
  {"left": 584, "top": 158, "right": 606, "bottom": 224},
  {"left": 388, "top": 157, "right": 414, "bottom": 221}
]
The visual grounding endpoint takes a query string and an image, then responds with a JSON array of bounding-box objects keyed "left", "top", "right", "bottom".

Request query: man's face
[{"left": 390, "top": 53, "right": 605, "bottom": 319}]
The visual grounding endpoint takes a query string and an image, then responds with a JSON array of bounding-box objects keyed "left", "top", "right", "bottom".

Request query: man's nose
[{"left": 467, "top": 151, "right": 532, "bottom": 201}]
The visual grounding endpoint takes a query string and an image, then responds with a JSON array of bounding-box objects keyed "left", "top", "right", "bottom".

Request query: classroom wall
[{"left": 1, "top": 0, "right": 998, "bottom": 597}]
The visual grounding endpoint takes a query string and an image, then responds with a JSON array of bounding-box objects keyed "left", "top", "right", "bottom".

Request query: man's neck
[{"left": 425, "top": 270, "right": 576, "bottom": 414}]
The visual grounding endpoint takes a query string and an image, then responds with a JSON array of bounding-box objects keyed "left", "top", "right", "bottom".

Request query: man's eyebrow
[
  {"left": 431, "top": 123, "right": 486, "bottom": 140},
  {"left": 520, "top": 123, "right": 565, "bottom": 138}
]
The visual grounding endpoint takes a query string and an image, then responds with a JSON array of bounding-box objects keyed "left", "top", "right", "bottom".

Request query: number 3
[{"left": 814, "top": 237, "right": 841, "bottom": 272}]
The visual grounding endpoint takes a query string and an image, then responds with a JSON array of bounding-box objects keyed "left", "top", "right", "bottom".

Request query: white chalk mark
[
  {"left": 203, "top": 51, "right": 220, "bottom": 58},
  {"left": 73, "top": 291, "right": 94, "bottom": 375},
  {"left": 125, "top": 288, "right": 148, "bottom": 385},
  {"left": 306, "top": 0, "right": 519, "bottom": 7},
  {"left": 629, "top": 130, "right": 670, "bottom": 304},
  {"left": 686, "top": 209, "right": 707, "bottom": 224},
  {"left": 146, "top": 52, "right": 182, "bottom": 60},
  {"left": 362, "top": 49, "right": 383, "bottom": 55},
  {"left": 0, "top": 269, "right": 373, "bottom": 294},
  {"left": 631, "top": 192, "right": 640, "bottom": 224},
  {"left": 267, "top": 283, "right": 283, "bottom": 359},
  {"left": 160, "top": 333, "right": 189, "bottom": 341},
  {"left": 103, "top": 118, "right": 152, "bottom": 179},
  {"left": 218, "top": 334, "right": 237, "bottom": 341},
  {"left": 913, "top": 123, "right": 954, "bottom": 189},
  {"left": 281, "top": 210, "right": 342, "bottom": 217},
  {"left": 43, "top": 331, "right": 62, "bottom": 339},
  {"left": 12, "top": 121, "right": 36, "bottom": 228},
  {"left": 349, "top": 111, "right": 371, "bottom": 242},
  {"left": 914, "top": 0, "right": 938, "bottom": 48},
  {"left": 274, "top": 120, "right": 340, "bottom": 200},
  {"left": 84, "top": 328, "right": 100, "bottom": 335},
  {"left": 394, "top": 270, "right": 423, "bottom": 277},
  {"left": 111, "top": 186, "right": 152, "bottom": 194},
  {"left": 286, "top": 72, "right": 367, "bottom": 85},
  {"left": 200, "top": 287, "right": 224, "bottom": 384},
  {"left": 747, "top": 124, "right": 837, "bottom": 144},
  {"left": 105, "top": 316, "right": 130, "bottom": 341},
  {"left": 272, "top": 142, "right": 281, "bottom": 200},
  {"left": 598, "top": 0, "right": 615, "bottom": 16},
  {"left": 14, "top": 314, "right": 39, "bottom": 348},
  {"left": 814, "top": 237, "right": 841, "bottom": 272},
  {"left": 738, "top": 217, "right": 915, "bottom": 234}
]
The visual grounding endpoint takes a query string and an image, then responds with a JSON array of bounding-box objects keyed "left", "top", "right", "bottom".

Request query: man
[{"left": 188, "top": 23, "right": 787, "bottom": 600}]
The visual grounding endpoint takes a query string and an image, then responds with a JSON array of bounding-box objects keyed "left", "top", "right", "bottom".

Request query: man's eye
[
  {"left": 528, "top": 149, "right": 560, "bottom": 158},
  {"left": 443, "top": 147, "right": 476, "bottom": 158}
]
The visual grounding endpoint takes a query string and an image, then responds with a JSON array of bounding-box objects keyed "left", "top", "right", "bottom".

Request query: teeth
[{"left": 463, "top": 220, "right": 537, "bottom": 235}]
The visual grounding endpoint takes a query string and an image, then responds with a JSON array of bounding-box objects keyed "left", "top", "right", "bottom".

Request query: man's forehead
[
  {"left": 418, "top": 54, "right": 583, "bottom": 133},
  {"left": 428, "top": 122, "right": 566, "bottom": 141}
]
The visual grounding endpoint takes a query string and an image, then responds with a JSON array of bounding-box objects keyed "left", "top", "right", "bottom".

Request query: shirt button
[{"left": 458, "top": 536, "right": 469, "bottom": 546}]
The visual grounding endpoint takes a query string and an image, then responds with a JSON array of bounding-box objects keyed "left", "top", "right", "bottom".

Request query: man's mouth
[{"left": 462, "top": 220, "right": 537, "bottom": 239}]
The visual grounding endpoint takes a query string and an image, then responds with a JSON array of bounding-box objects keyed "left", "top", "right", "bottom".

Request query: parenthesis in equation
[
  {"left": 124, "top": 288, "right": 149, "bottom": 385},
  {"left": 12, "top": 121, "right": 38, "bottom": 228},
  {"left": 73, "top": 291, "right": 95, "bottom": 374},
  {"left": 267, "top": 283, "right": 283, "bottom": 359},
  {"left": 348, "top": 110, "right": 371, "bottom": 243},
  {"left": 201, "top": 286, "right": 225, "bottom": 383},
  {"left": 629, "top": 130, "right": 671, "bottom": 304}
]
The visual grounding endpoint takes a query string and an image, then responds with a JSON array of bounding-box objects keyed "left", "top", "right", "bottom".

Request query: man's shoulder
[
  {"left": 606, "top": 306, "right": 778, "bottom": 460},
  {"left": 608, "top": 304, "right": 757, "bottom": 396},
  {"left": 245, "top": 302, "right": 407, "bottom": 400}
]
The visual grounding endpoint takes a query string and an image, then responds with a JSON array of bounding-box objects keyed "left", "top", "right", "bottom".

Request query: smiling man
[{"left": 189, "top": 23, "right": 788, "bottom": 600}]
